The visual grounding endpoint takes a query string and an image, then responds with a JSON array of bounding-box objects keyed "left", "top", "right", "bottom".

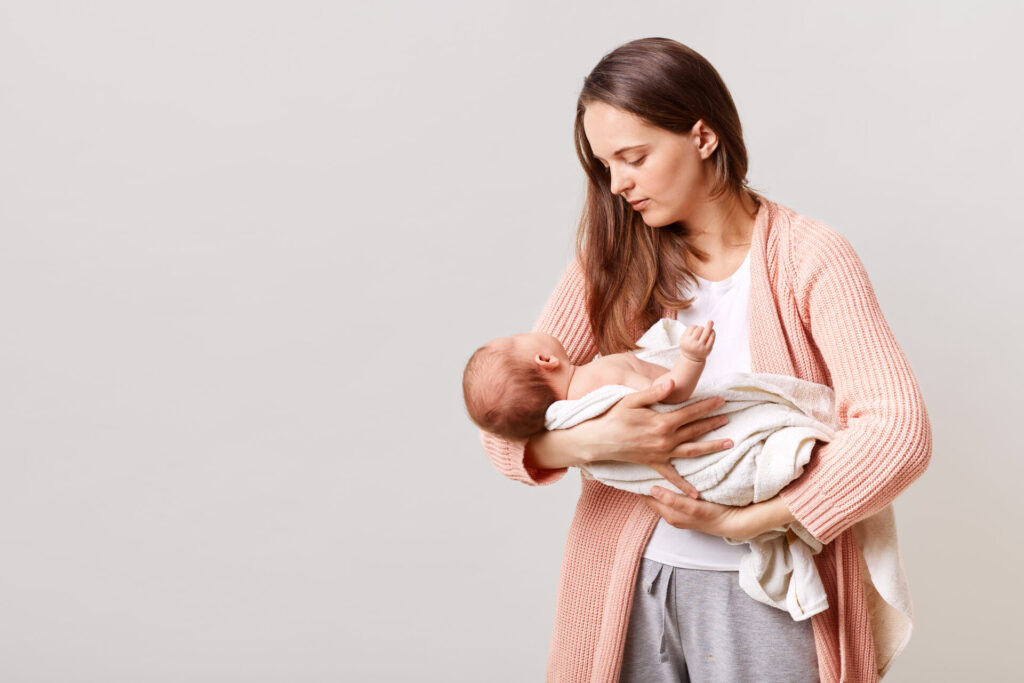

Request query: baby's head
[{"left": 462, "top": 332, "right": 571, "bottom": 440}]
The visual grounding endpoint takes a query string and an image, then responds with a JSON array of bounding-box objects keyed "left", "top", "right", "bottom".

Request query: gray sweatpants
[{"left": 618, "top": 558, "right": 819, "bottom": 682}]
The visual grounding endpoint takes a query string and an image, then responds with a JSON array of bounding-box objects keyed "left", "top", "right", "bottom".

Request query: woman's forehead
[{"left": 583, "top": 104, "right": 657, "bottom": 157}]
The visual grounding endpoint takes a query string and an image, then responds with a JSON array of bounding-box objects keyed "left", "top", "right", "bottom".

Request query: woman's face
[{"left": 582, "top": 101, "right": 715, "bottom": 227}]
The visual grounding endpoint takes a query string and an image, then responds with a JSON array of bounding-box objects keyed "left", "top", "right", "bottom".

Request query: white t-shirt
[{"left": 641, "top": 248, "right": 752, "bottom": 571}]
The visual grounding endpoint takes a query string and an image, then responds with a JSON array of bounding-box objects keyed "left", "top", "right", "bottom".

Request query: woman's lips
[{"left": 630, "top": 199, "right": 649, "bottom": 210}]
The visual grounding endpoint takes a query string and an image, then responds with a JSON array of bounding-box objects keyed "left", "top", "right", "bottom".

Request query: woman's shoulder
[
  {"left": 765, "top": 200, "right": 864, "bottom": 285},
  {"left": 767, "top": 199, "right": 852, "bottom": 249},
  {"left": 541, "top": 257, "right": 589, "bottom": 305}
]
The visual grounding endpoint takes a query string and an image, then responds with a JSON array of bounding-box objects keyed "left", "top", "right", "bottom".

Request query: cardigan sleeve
[
  {"left": 478, "top": 259, "right": 600, "bottom": 486},
  {"left": 779, "top": 225, "right": 932, "bottom": 544}
]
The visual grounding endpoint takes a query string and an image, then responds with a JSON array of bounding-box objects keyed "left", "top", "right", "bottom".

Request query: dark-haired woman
[{"left": 479, "top": 37, "right": 930, "bottom": 683}]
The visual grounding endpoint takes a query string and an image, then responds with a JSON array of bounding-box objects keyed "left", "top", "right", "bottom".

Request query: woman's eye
[{"left": 628, "top": 156, "right": 646, "bottom": 167}]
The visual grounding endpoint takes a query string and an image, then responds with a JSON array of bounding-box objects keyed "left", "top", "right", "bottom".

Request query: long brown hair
[{"left": 573, "top": 37, "right": 760, "bottom": 354}]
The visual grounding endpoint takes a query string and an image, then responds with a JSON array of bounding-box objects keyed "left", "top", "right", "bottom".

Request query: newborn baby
[{"left": 462, "top": 321, "right": 716, "bottom": 440}]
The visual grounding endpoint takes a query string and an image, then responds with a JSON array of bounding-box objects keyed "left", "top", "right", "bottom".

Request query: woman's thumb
[{"left": 621, "top": 378, "right": 674, "bottom": 408}]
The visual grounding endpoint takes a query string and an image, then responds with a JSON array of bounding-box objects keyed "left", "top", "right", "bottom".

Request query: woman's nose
[{"left": 608, "top": 167, "right": 633, "bottom": 196}]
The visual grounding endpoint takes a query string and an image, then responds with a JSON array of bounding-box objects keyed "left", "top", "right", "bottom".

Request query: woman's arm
[
  {"left": 524, "top": 380, "right": 726, "bottom": 463},
  {"left": 478, "top": 260, "right": 597, "bottom": 486},
  {"left": 632, "top": 223, "right": 932, "bottom": 542},
  {"left": 643, "top": 489, "right": 796, "bottom": 541},
  {"left": 522, "top": 379, "right": 682, "bottom": 470},
  {"left": 479, "top": 260, "right": 734, "bottom": 490},
  {"left": 778, "top": 223, "right": 932, "bottom": 544}
]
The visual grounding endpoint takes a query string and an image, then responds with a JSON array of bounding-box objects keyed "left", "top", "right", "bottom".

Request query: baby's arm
[
  {"left": 574, "top": 322, "right": 716, "bottom": 400},
  {"left": 653, "top": 321, "right": 715, "bottom": 403}
]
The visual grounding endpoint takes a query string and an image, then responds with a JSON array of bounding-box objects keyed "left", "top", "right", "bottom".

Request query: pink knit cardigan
[{"left": 480, "top": 197, "right": 932, "bottom": 682}]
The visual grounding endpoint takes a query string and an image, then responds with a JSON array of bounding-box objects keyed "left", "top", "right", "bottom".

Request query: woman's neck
[{"left": 683, "top": 190, "right": 758, "bottom": 260}]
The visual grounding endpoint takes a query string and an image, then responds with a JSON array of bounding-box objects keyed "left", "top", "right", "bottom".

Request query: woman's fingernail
[
  {"left": 723, "top": 440, "right": 733, "bottom": 448},
  {"left": 651, "top": 486, "right": 663, "bottom": 498}
]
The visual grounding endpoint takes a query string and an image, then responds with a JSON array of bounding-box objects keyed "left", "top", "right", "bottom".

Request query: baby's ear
[{"left": 534, "top": 353, "right": 560, "bottom": 371}]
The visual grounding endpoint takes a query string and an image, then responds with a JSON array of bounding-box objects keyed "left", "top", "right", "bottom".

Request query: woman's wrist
[
  {"left": 727, "top": 496, "right": 797, "bottom": 540},
  {"left": 524, "top": 427, "right": 592, "bottom": 470}
]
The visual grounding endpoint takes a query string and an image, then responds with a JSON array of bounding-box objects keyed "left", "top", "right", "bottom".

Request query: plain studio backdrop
[{"left": 1, "top": 1, "right": 1021, "bottom": 681}]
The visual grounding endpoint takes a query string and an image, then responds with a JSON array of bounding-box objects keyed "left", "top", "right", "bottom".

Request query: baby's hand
[{"left": 679, "top": 320, "right": 715, "bottom": 362}]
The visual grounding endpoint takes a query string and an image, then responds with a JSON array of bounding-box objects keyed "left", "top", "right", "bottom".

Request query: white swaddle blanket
[{"left": 544, "top": 318, "right": 836, "bottom": 620}]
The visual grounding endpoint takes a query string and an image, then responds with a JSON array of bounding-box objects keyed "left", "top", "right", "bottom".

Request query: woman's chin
[{"left": 641, "top": 212, "right": 672, "bottom": 228}]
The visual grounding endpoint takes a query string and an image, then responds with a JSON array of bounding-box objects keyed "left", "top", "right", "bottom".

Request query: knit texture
[{"left": 478, "top": 197, "right": 932, "bottom": 682}]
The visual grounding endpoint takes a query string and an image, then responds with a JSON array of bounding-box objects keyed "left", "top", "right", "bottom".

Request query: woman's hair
[
  {"left": 573, "top": 37, "right": 761, "bottom": 354},
  {"left": 462, "top": 343, "right": 558, "bottom": 440}
]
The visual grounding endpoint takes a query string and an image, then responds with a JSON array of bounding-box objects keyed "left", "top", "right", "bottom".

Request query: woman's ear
[
  {"left": 691, "top": 119, "right": 719, "bottom": 159},
  {"left": 534, "top": 353, "right": 561, "bottom": 372}
]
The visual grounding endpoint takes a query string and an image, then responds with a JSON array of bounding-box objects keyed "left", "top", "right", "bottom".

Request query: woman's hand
[
  {"left": 643, "top": 487, "right": 797, "bottom": 541},
  {"left": 525, "top": 378, "right": 733, "bottom": 498}
]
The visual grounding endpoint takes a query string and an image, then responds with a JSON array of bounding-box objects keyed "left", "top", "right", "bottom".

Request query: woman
[{"left": 479, "top": 37, "right": 931, "bottom": 682}]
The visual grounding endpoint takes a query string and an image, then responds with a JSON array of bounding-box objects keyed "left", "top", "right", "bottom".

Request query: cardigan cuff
[
  {"left": 778, "top": 443, "right": 848, "bottom": 544},
  {"left": 479, "top": 430, "right": 567, "bottom": 486},
  {"left": 779, "top": 479, "right": 845, "bottom": 545}
]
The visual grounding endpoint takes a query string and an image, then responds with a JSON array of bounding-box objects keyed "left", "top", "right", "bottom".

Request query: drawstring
[{"left": 644, "top": 561, "right": 676, "bottom": 664}]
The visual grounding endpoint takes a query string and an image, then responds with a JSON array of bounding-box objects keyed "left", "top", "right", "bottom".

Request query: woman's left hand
[{"left": 644, "top": 486, "right": 798, "bottom": 541}]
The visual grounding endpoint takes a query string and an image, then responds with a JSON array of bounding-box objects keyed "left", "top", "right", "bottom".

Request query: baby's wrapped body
[{"left": 545, "top": 318, "right": 839, "bottom": 620}]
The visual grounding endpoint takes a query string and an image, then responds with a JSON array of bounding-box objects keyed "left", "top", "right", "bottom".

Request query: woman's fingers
[
  {"left": 644, "top": 488, "right": 694, "bottom": 522},
  {"left": 642, "top": 487, "right": 711, "bottom": 531},
  {"left": 647, "top": 461, "right": 700, "bottom": 499},
  {"left": 632, "top": 392, "right": 731, "bottom": 456},
  {"left": 600, "top": 377, "right": 732, "bottom": 465},
  {"left": 643, "top": 483, "right": 733, "bottom": 536},
  {"left": 676, "top": 411, "right": 729, "bottom": 440},
  {"left": 674, "top": 395, "right": 722, "bottom": 418},
  {"left": 659, "top": 397, "right": 727, "bottom": 436},
  {"left": 670, "top": 434, "right": 734, "bottom": 459}
]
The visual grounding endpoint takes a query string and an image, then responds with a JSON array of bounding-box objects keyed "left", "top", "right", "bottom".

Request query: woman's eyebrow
[{"left": 593, "top": 144, "right": 646, "bottom": 161}]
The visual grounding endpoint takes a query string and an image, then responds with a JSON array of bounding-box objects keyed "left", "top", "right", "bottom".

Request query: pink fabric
[{"left": 479, "top": 197, "right": 932, "bottom": 682}]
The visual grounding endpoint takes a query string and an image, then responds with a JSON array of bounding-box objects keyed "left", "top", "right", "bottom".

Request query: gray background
[{"left": 1, "top": 1, "right": 1020, "bottom": 681}]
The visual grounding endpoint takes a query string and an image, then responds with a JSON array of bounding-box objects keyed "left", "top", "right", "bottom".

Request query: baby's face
[{"left": 493, "top": 332, "right": 569, "bottom": 366}]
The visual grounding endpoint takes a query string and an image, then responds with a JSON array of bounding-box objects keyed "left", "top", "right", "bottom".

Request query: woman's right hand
[{"left": 524, "top": 378, "right": 732, "bottom": 497}]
